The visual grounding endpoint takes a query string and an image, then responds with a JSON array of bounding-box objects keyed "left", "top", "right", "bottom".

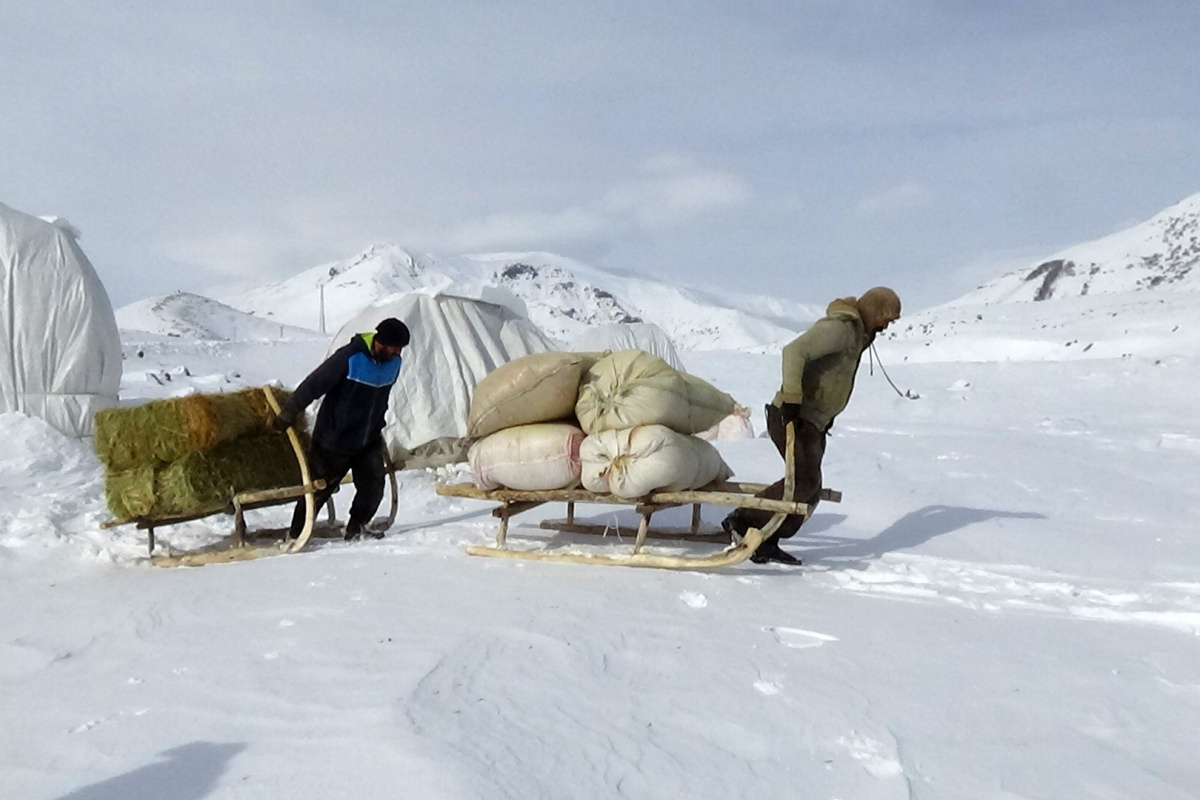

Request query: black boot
[
  {"left": 750, "top": 537, "right": 802, "bottom": 566},
  {"left": 344, "top": 519, "right": 385, "bottom": 541},
  {"left": 721, "top": 514, "right": 746, "bottom": 544}
]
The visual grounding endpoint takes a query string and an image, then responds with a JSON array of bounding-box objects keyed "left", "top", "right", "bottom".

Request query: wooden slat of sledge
[{"left": 435, "top": 483, "right": 812, "bottom": 517}]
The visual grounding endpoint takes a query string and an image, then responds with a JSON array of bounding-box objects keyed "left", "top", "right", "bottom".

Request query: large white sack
[
  {"left": 575, "top": 349, "right": 734, "bottom": 435},
  {"left": 580, "top": 425, "right": 733, "bottom": 498},
  {"left": 468, "top": 352, "right": 585, "bottom": 439},
  {"left": 468, "top": 423, "right": 583, "bottom": 491}
]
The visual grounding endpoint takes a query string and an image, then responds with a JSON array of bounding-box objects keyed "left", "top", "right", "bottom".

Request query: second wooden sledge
[{"left": 438, "top": 421, "right": 839, "bottom": 570}]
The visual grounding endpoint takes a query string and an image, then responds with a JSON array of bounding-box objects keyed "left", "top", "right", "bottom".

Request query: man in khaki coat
[{"left": 723, "top": 287, "right": 902, "bottom": 565}]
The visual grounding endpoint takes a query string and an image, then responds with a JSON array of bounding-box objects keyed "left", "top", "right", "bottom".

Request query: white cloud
[
  {"left": 444, "top": 156, "right": 751, "bottom": 251},
  {"left": 854, "top": 182, "right": 934, "bottom": 218}
]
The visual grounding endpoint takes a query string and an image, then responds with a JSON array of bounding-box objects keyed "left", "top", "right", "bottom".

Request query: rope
[{"left": 870, "top": 342, "right": 920, "bottom": 400}]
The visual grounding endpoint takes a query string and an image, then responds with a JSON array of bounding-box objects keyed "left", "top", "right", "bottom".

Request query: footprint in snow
[
  {"left": 680, "top": 591, "right": 708, "bottom": 608},
  {"left": 768, "top": 626, "right": 838, "bottom": 649},
  {"left": 754, "top": 680, "right": 783, "bottom": 695}
]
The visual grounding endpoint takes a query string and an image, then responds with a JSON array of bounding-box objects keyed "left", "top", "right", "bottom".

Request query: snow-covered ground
[{"left": 4, "top": 308, "right": 1200, "bottom": 798}]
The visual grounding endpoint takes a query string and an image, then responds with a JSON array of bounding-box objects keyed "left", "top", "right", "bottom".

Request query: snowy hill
[
  {"left": 217, "top": 245, "right": 451, "bottom": 334},
  {"left": 116, "top": 291, "right": 322, "bottom": 341},
  {"left": 217, "top": 245, "right": 820, "bottom": 350},
  {"left": 958, "top": 191, "right": 1200, "bottom": 304},
  {"left": 462, "top": 251, "right": 820, "bottom": 350},
  {"left": 886, "top": 192, "right": 1200, "bottom": 363}
]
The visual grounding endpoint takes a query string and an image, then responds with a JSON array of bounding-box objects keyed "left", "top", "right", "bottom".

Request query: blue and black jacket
[{"left": 281, "top": 332, "right": 403, "bottom": 455}]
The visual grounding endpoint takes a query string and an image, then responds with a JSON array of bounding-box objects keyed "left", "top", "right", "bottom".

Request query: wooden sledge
[
  {"left": 101, "top": 386, "right": 401, "bottom": 567},
  {"left": 438, "top": 423, "right": 839, "bottom": 570}
]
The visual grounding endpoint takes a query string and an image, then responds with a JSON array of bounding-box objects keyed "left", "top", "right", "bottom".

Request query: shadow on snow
[
  {"left": 55, "top": 742, "right": 246, "bottom": 800},
  {"left": 793, "top": 504, "right": 1046, "bottom": 566}
]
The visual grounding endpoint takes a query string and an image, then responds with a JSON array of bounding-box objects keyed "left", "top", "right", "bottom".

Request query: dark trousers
[
  {"left": 725, "top": 404, "right": 826, "bottom": 540},
  {"left": 289, "top": 438, "right": 387, "bottom": 537}
]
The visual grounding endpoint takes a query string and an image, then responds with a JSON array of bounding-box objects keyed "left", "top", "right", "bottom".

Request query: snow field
[{"left": 3, "top": 339, "right": 1200, "bottom": 798}]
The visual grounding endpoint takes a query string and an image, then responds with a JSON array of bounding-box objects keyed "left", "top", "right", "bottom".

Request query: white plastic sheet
[
  {"left": 328, "top": 287, "right": 556, "bottom": 456},
  {"left": 0, "top": 203, "right": 122, "bottom": 437}
]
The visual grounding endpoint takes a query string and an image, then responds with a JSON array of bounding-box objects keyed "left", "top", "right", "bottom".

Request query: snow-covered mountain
[
  {"left": 116, "top": 291, "right": 322, "bottom": 341},
  {"left": 956, "top": 191, "right": 1200, "bottom": 304},
  {"left": 887, "top": 191, "right": 1200, "bottom": 363},
  {"left": 216, "top": 245, "right": 820, "bottom": 350},
  {"left": 462, "top": 252, "right": 820, "bottom": 350}
]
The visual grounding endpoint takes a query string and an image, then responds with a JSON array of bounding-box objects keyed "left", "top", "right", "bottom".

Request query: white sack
[
  {"left": 575, "top": 349, "right": 734, "bottom": 435},
  {"left": 468, "top": 423, "right": 583, "bottom": 491},
  {"left": 580, "top": 424, "right": 733, "bottom": 498},
  {"left": 0, "top": 203, "right": 122, "bottom": 437},
  {"left": 468, "top": 352, "right": 585, "bottom": 439}
]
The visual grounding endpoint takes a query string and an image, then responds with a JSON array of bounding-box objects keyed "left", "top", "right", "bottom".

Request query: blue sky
[{"left": 3, "top": 1, "right": 1198, "bottom": 311}]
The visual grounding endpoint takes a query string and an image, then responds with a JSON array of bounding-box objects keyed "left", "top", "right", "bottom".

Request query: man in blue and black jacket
[{"left": 274, "top": 317, "right": 410, "bottom": 540}]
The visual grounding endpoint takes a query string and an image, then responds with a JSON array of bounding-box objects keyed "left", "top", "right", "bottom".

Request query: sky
[{"left": 4, "top": 1, "right": 1199, "bottom": 312}]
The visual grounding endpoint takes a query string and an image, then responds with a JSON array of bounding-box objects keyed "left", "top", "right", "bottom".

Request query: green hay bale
[
  {"left": 104, "top": 464, "right": 159, "bottom": 522},
  {"left": 153, "top": 433, "right": 304, "bottom": 518},
  {"left": 94, "top": 387, "right": 298, "bottom": 471}
]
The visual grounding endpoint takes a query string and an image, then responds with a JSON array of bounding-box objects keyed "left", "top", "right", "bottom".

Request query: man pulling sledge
[
  {"left": 273, "top": 317, "right": 410, "bottom": 540},
  {"left": 722, "top": 287, "right": 902, "bottom": 565}
]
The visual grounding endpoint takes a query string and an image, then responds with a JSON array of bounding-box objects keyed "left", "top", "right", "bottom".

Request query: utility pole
[{"left": 319, "top": 282, "right": 326, "bottom": 335}]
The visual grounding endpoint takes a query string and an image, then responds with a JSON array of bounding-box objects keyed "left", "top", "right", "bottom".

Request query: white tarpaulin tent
[
  {"left": 328, "top": 285, "right": 555, "bottom": 462},
  {"left": 571, "top": 321, "right": 684, "bottom": 371},
  {"left": 0, "top": 202, "right": 122, "bottom": 437}
]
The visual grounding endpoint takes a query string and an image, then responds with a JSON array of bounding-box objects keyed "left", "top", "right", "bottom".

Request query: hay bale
[
  {"left": 94, "top": 387, "right": 297, "bottom": 471},
  {"left": 104, "top": 464, "right": 159, "bottom": 521},
  {"left": 154, "top": 433, "right": 304, "bottom": 518}
]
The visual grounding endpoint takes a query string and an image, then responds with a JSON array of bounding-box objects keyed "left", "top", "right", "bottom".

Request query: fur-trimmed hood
[{"left": 856, "top": 287, "right": 901, "bottom": 333}]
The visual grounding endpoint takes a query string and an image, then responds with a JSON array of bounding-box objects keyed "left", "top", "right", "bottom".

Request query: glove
[
  {"left": 777, "top": 401, "right": 802, "bottom": 424},
  {"left": 271, "top": 411, "right": 295, "bottom": 433}
]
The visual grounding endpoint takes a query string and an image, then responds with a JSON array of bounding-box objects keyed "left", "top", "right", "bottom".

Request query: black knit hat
[{"left": 374, "top": 317, "right": 410, "bottom": 347}]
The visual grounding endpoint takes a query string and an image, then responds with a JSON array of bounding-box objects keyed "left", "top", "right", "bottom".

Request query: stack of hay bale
[
  {"left": 95, "top": 387, "right": 305, "bottom": 522},
  {"left": 466, "top": 350, "right": 734, "bottom": 499}
]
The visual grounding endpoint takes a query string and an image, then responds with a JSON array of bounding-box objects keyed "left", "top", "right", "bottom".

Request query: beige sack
[
  {"left": 580, "top": 425, "right": 733, "bottom": 498},
  {"left": 468, "top": 352, "right": 586, "bottom": 439},
  {"left": 468, "top": 423, "right": 584, "bottom": 491},
  {"left": 575, "top": 349, "right": 734, "bottom": 435}
]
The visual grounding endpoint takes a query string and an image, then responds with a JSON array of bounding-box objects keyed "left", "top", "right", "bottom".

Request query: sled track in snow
[{"left": 818, "top": 556, "right": 1200, "bottom": 634}]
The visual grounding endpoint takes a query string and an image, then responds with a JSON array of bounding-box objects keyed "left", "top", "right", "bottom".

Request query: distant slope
[
  {"left": 217, "top": 246, "right": 821, "bottom": 351},
  {"left": 956, "top": 192, "right": 1200, "bottom": 305},
  {"left": 116, "top": 292, "right": 321, "bottom": 341},
  {"left": 461, "top": 252, "right": 820, "bottom": 350},
  {"left": 886, "top": 191, "right": 1200, "bottom": 363},
  {"left": 216, "top": 245, "right": 450, "bottom": 334}
]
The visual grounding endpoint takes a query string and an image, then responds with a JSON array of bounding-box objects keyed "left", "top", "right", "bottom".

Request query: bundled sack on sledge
[
  {"left": 575, "top": 349, "right": 735, "bottom": 435},
  {"left": 468, "top": 422, "right": 584, "bottom": 491},
  {"left": 580, "top": 424, "right": 733, "bottom": 499},
  {"left": 695, "top": 404, "right": 755, "bottom": 442},
  {"left": 94, "top": 388, "right": 298, "bottom": 471},
  {"left": 467, "top": 352, "right": 591, "bottom": 439},
  {"left": 104, "top": 432, "right": 303, "bottom": 522}
]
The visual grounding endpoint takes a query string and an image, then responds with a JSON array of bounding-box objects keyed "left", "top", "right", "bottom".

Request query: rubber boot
[{"left": 750, "top": 537, "right": 802, "bottom": 566}]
